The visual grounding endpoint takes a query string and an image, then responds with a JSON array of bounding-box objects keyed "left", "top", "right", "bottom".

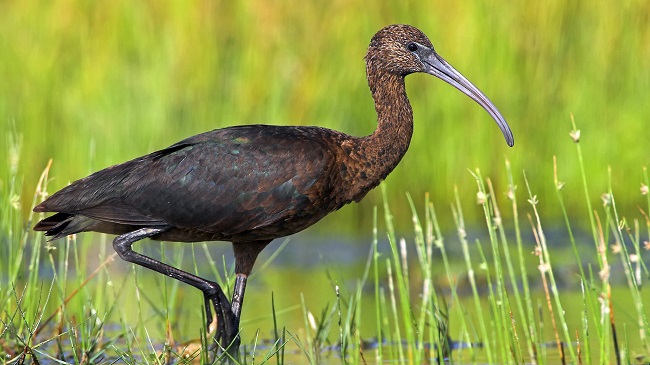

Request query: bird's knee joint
[
  {"left": 112, "top": 237, "right": 132, "bottom": 260},
  {"left": 203, "top": 281, "right": 222, "bottom": 299}
]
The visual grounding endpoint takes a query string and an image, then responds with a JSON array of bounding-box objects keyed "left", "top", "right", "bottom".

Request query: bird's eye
[{"left": 407, "top": 42, "right": 418, "bottom": 52}]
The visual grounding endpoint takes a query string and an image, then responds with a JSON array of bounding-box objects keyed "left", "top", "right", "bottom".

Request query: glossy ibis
[{"left": 33, "top": 24, "right": 513, "bottom": 354}]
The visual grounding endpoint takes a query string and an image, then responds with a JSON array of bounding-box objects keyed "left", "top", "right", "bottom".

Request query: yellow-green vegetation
[
  {"left": 1, "top": 1, "right": 649, "bottom": 364},
  {"left": 1, "top": 0, "right": 649, "bottom": 232}
]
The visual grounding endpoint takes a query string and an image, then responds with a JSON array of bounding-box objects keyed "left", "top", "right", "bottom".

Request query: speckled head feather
[{"left": 366, "top": 24, "right": 434, "bottom": 76}]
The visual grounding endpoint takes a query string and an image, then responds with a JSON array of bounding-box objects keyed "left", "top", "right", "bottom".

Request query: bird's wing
[
  {"left": 35, "top": 125, "right": 340, "bottom": 236},
  {"left": 34, "top": 156, "right": 168, "bottom": 226}
]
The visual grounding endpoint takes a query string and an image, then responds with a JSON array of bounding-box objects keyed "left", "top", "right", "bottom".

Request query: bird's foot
[{"left": 204, "top": 289, "right": 240, "bottom": 361}]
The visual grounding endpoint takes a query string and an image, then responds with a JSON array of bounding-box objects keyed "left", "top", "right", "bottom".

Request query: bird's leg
[
  {"left": 113, "top": 228, "right": 238, "bottom": 355},
  {"left": 231, "top": 241, "right": 271, "bottom": 323},
  {"left": 230, "top": 275, "right": 247, "bottom": 322}
]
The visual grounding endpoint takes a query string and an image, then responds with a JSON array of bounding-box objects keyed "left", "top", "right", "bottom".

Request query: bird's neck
[
  {"left": 342, "top": 72, "right": 414, "bottom": 202},
  {"left": 366, "top": 73, "right": 414, "bottom": 176}
]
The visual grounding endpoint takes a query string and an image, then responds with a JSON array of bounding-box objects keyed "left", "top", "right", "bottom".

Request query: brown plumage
[{"left": 33, "top": 24, "right": 513, "bottom": 356}]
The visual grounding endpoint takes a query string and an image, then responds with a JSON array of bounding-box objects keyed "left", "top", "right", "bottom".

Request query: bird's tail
[{"left": 33, "top": 213, "right": 75, "bottom": 240}]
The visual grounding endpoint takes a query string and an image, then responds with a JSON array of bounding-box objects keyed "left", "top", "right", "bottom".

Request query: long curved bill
[{"left": 420, "top": 47, "right": 514, "bottom": 147}]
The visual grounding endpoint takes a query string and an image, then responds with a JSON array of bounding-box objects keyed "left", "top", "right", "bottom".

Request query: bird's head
[{"left": 366, "top": 24, "right": 514, "bottom": 147}]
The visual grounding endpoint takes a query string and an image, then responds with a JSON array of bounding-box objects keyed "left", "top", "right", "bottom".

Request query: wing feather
[{"left": 35, "top": 125, "right": 341, "bottom": 238}]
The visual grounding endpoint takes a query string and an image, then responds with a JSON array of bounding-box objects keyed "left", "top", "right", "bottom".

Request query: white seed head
[
  {"left": 307, "top": 311, "right": 317, "bottom": 331},
  {"left": 599, "top": 265, "right": 610, "bottom": 281},
  {"left": 601, "top": 193, "right": 612, "bottom": 207},
  {"left": 569, "top": 129, "right": 581, "bottom": 142},
  {"left": 476, "top": 191, "right": 487, "bottom": 205}
]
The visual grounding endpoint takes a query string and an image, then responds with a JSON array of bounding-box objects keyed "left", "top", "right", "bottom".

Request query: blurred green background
[{"left": 1, "top": 0, "right": 649, "bottom": 234}]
